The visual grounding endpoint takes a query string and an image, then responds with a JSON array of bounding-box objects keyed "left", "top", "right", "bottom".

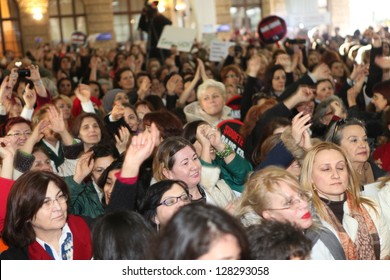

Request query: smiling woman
[
  {"left": 325, "top": 118, "right": 387, "bottom": 186},
  {"left": 183, "top": 79, "right": 233, "bottom": 127}
]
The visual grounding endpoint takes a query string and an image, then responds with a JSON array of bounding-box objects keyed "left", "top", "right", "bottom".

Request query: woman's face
[
  {"left": 54, "top": 99, "right": 72, "bottom": 120},
  {"left": 136, "top": 104, "right": 151, "bottom": 121},
  {"left": 330, "top": 62, "right": 344, "bottom": 78},
  {"left": 224, "top": 70, "right": 240, "bottom": 86},
  {"left": 155, "top": 183, "right": 190, "bottom": 227},
  {"left": 371, "top": 93, "right": 388, "bottom": 112},
  {"left": 262, "top": 181, "right": 313, "bottom": 230},
  {"left": 31, "top": 181, "right": 67, "bottom": 237},
  {"left": 59, "top": 80, "right": 72, "bottom": 96},
  {"left": 199, "top": 87, "right": 225, "bottom": 118},
  {"left": 31, "top": 151, "right": 53, "bottom": 172},
  {"left": 272, "top": 69, "right": 286, "bottom": 92},
  {"left": 89, "top": 83, "right": 101, "bottom": 99},
  {"left": 164, "top": 146, "right": 202, "bottom": 189},
  {"left": 225, "top": 84, "right": 237, "bottom": 101},
  {"left": 9, "top": 98, "right": 23, "bottom": 117},
  {"left": 311, "top": 149, "right": 349, "bottom": 201},
  {"left": 124, "top": 107, "right": 139, "bottom": 131},
  {"left": 197, "top": 234, "right": 241, "bottom": 260},
  {"left": 114, "top": 92, "right": 129, "bottom": 104},
  {"left": 91, "top": 155, "right": 115, "bottom": 184},
  {"left": 103, "top": 168, "right": 120, "bottom": 205},
  {"left": 78, "top": 117, "right": 102, "bottom": 145},
  {"left": 316, "top": 80, "right": 334, "bottom": 101},
  {"left": 118, "top": 70, "right": 135, "bottom": 91},
  {"left": 5, "top": 122, "right": 32, "bottom": 149},
  {"left": 339, "top": 125, "right": 369, "bottom": 164}
]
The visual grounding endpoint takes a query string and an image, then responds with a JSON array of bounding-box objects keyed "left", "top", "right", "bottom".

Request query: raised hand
[
  {"left": 23, "top": 84, "right": 37, "bottom": 109},
  {"left": 115, "top": 126, "right": 131, "bottom": 154},
  {"left": 74, "top": 84, "right": 91, "bottom": 103},
  {"left": 47, "top": 105, "right": 74, "bottom": 145},
  {"left": 73, "top": 151, "right": 94, "bottom": 184},
  {"left": 111, "top": 101, "right": 125, "bottom": 121},
  {"left": 291, "top": 112, "right": 312, "bottom": 149},
  {"left": 0, "top": 137, "right": 15, "bottom": 179},
  {"left": 0, "top": 76, "right": 13, "bottom": 103},
  {"left": 121, "top": 122, "right": 158, "bottom": 178},
  {"left": 26, "top": 64, "right": 41, "bottom": 82}
]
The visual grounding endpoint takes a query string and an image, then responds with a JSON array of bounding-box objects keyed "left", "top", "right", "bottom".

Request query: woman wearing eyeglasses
[
  {"left": 325, "top": 118, "right": 387, "bottom": 186},
  {"left": 1, "top": 171, "right": 92, "bottom": 260},
  {"left": 235, "top": 165, "right": 345, "bottom": 260},
  {"left": 300, "top": 142, "right": 390, "bottom": 260},
  {"left": 140, "top": 180, "right": 191, "bottom": 231},
  {"left": 153, "top": 136, "right": 236, "bottom": 210},
  {"left": 1, "top": 116, "right": 32, "bottom": 151}
]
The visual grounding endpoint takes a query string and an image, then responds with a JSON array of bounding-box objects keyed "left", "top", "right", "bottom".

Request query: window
[
  {"left": 230, "top": 0, "right": 262, "bottom": 32},
  {"left": 48, "top": 0, "right": 86, "bottom": 45},
  {"left": 112, "top": 0, "right": 144, "bottom": 44},
  {"left": 0, "top": 0, "right": 22, "bottom": 57}
]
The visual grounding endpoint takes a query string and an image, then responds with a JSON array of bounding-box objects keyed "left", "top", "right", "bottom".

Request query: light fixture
[
  {"left": 32, "top": 7, "right": 43, "bottom": 20},
  {"left": 175, "top": 0, "right": 186, "bottom": 11},
  {"left": 158, "top": 0, "right": 166, "bottom": 13}
]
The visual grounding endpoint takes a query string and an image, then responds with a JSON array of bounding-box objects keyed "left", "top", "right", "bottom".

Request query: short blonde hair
[
  {"left": 236, "top": 166, "right": 304, "bottom": 220},
  {"left": 196, "top": 79, "right": 226, "bottom": 101}
]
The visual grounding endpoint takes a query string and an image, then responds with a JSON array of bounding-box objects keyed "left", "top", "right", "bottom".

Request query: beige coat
[{"left": 183, "top": 101, "right": 233, "bottom": 127}]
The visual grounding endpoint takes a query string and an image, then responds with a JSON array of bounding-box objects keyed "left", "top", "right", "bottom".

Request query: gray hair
[
  {"left": 196, "top": 79, "right": 226, "bottom": 100},
  {"left": 312, "top": 95, "right": 346, "bottom": 125}
]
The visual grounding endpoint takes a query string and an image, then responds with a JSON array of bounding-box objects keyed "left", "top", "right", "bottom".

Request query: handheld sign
[
  {"left": 157, "top": 26, "right": 196, "bottom": 52},
  {"left": 217, "top": 119, "right": 245, "bottom": 159},
  {"left": 257, "top": 16, "right": 287, "bottom": 45},
  {"left": 209, "top": 40, "right": 235, "bottom": 62}
]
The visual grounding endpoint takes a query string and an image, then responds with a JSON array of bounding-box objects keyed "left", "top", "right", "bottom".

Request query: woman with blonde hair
[
  {"left": 235, "top": 166, "right": 345, "bottom": 260},
  {"left": 300, "top": 141, "right": 390, "bottom": 259}
]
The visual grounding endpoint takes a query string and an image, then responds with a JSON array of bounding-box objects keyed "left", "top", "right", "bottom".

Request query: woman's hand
[
  {"left": 75, "top": 84, "right": 91, "bottom": 103},
  {"left": 291, "top": 112, "right": 312, "bottom": 150},
  {"left": 111, "top": 102, "right": 125, "bottom": 121},
  {"left": 23, "top": 85, "right": 37, "bottom": 109},
  {"left": 115, "top": 126, "right": 131, "bottom": 154},
  {"left": 120, "top": 123, "right": 158, "bottom": 178},
  {"left": 73, "top": 151, "right": 94, "bottom": 184}
]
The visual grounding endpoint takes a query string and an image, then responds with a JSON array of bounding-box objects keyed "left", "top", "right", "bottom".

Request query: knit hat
[
  {"left": 102, "top": 88, "right": 125, "bottom": 112},
  {"left": 372, "top": 80, "right": 390, "bottom": 105}
]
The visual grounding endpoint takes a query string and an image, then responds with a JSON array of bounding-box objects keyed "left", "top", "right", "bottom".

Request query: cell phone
[{"left": 17, "top": 69, "right": 31, "bottom": 77}]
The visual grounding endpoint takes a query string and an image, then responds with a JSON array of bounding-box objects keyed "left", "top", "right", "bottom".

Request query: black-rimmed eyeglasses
[{"left": 157, "top": 193, "right": 192, "bottom": 207}]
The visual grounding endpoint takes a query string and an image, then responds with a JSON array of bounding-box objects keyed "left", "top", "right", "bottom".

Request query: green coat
[
  {"left": 200, "top": 154, "right": 252, "bottom": 193},
  {"left": 64, "top": 176, "right": 105, "bottom": 218}
]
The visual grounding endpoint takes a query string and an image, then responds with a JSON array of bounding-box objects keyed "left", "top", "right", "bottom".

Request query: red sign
[
  {"left": 217, "top": 119, "right": 245, "bottom": 159},
  {"left": 258, "top": 16, "right": 287, "bottom": 45}
]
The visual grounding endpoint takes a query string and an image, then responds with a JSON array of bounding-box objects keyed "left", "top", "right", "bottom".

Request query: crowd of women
[{"left": 0, "top": 24, "right": 390, "bottom": 260}]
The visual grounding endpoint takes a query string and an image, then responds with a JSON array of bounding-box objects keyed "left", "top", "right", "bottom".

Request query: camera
[
  {"left": 17, "top": 69, "right": 31, "bottom": 77},
  {"left": 286, "top": 38, "right": 306, "bottom": 45}
]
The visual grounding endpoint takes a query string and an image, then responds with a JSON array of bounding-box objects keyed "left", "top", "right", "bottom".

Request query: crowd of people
[{"left": 0, "top": 22, "right": 390, "bottom": 260}]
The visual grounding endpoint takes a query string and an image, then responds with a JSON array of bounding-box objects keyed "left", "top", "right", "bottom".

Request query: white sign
[
  {"left": 157, "top": 26, "right": 196, "bottom": 52},
  {"left": 209, "top": 40, "right": 235, "bottom": 62}
]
